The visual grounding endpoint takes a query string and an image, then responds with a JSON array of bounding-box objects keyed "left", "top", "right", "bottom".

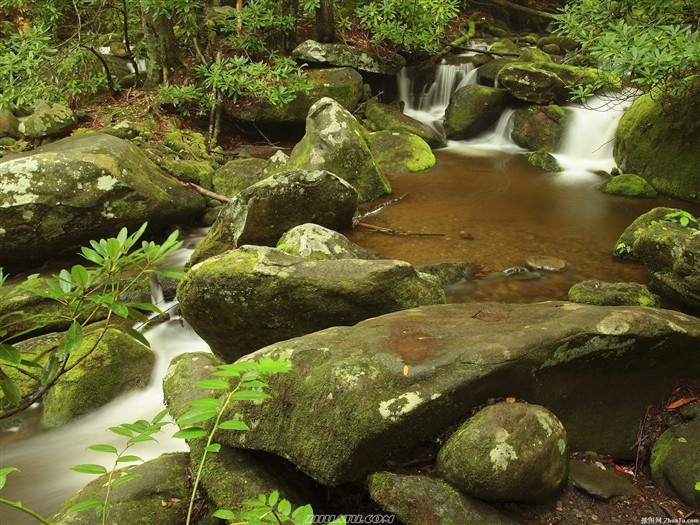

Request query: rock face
[
  {"left": 0, "top": 109, "right": 21, "bottom": 138},
  {"left": 511, "top": 105, "right": 567, "bottom": 151},
  {"left": 230, "top": 68, "right": 364, "bottom": 124},
  {"left": 292, "top": 39, "right": 405, "bottom": 75},
  {"left": 436, "top": 403, "right": 568, "bottom": 503},
  {"left": 651, "top": 416, "right": 700, "bottom": 510},
  {"left": 51, "top": 453, "right": 193, "bottom": 525},
  {"left": 0, "top": 133, "right": 206, "bottom": 271},
  {"left": 189, "top": 169, "right": 357, "bottom": 265},
  {"left": 444, "top": 85, "right": 511, "bottom": 139},
  {"left": 368, "top": 130, "right": 436, "bottom": 173},
  {"left": 178, "top": 245, "right": 445, "bottom": 360},
  {"left": 526, "top": 150, "right": 562, "bottom": 172},
  {"left": 496, "top": 64, "right": 567, "bottom": 104},
  {"left": 363, "top": 99, "right": 447, "bottom": 148},
  {"left": 368, "top": 472, "right": 518, "bottom": 525},
  {"left": 568, "top": 280, "right": 660, "bottom": 307},
  {"left": 597, "top": 174, "right": 657, "bottom": 198},
  {"left": 614, "top": 91, "right": 700, "bottom": 202},
  {"left": 287, "top": 97, "right": 391, "bottom": 203},
  {"left": 277, "top": 223, "right": 378, "bottom": 260},
  {"left": 615, "top": 209, "right": 700, "bottom": 310},
  {"left": 212, "top": 157, "right": 269, "bottom": 198},
  {"left": 163, "top": 302, "right": 700, "bottom": 486},
  {"left": 18, "top": 100, "right": 76, "bottom": 138}
]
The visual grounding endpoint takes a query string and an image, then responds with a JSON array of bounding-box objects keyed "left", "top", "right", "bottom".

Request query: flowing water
[{"left": 2, "top": 58, "right": 699, "bottom": 523}]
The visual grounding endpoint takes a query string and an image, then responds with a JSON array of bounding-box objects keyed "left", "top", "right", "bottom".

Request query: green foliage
[
  {"left": 355, "top": 0, "right": 459, "bottom": 54},
  {"left": 614, "top": 242, "right": 632, "bottom": 256},
  {"left": 216, "top": 491, "right": 345, "bottom": 524},
  {"left": 0, "top": 223, "right": 183, "bottom": 418},
  {"left": 555, "top": 0, "right": 700, "bottom": 99},
  {"left": 661, "top": 210, "right": 699, "bottom": 230},
  {"left": 67, "top": 410, "right": 171, "bottom": 524}
]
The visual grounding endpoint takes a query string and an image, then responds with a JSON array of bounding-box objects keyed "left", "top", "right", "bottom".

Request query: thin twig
[
  {"left": 353, "top": 193, "right": 408, "bottom": 226},
  {"left": 356, "top": 222, "right": 444, "bottom": 237},
  {"left": 180, "top": 181, "right": 230, "bottom": 203}
]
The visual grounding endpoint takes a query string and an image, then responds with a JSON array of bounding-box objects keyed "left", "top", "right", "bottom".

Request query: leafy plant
[
  {"left": 0, "top": 467, "right": 51, "bottom": 525},
  {"left": 0, "top": 223, "right": 184, "bottom": 419},
  {"left": 614, "top": 242, "right": 632, "bottom": 256},
  {"left": 66, "top": 410, "right": 172, "bottom": 524},
  {"left": 662, "top": 210, "right": 699, "bottom": 230}
]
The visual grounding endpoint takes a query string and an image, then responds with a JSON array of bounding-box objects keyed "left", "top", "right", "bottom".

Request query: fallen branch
[
  {"left": 486, "top": 0, "right": 557, "bottom": 20},
  {"left": 421, "top": 20, "right": 476, "bottom": 70},
  {"left": 356, "top": 222, "right": 445, "bottom": 237},
  {"left": 180, "top": 181, "right": 230, "bottom": 203},
  {"left": 353, "top": 193, "right": 408, "bottom": 226},
  {"left": 453, "top": 46, "right": 521, "bottom": 58}
]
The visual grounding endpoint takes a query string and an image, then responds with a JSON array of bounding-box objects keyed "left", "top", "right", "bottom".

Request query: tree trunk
[
  {"left": 269, "top": 0, "right": 298, "bottom": 52},
  {"left": 487, "top": 0, "right": 556, "bottom": 20},
  {"left": 315, "top": 0, "right": 336, "bottom": 43},
  {"left": 140, "top": 4, "right": 182, "bottom": 87}
]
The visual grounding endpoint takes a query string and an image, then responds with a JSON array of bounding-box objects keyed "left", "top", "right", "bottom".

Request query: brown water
[{"left": 346, "top": 149, "right": 699, "bottom": 304}]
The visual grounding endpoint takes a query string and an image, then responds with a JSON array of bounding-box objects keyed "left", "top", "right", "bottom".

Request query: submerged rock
[
  {"left": 597, "top": 173, "right": 657, "bottom": 198},
  {"left": 651, "top": 416, "right": 700, "bottom": 510},
  {"left": 189, "top": 169, "right": 357, "bottom": 265},
  {"left": 287, "top": 97, "right": 391, "bottom": 203},
  {"left": 526, "top": 255, "right": 567, "bottom": 272},
  {"left": 163, "top": 302, "right": 700, "bottom": 485},
  {"left": 292, "top": 39, "right": 405, "bottom": 75},
  {"left": 444, "top": 85, "right": 511, "bottom": 140},
  {"left": 0, "top": 133, "right": 206, "bottom": 271},
  {"left": 568, "top": 280, "right": 660, "bottom": 307},
  {"left": 511, "top": 105, "right": 567, "bottom": 151},
  {"left": 363, "top": 99, "right": 447, "bottom": 148},
  {"left": 436, "top": 403, "right": 568, "bottom": 503},
  {"left": 368, "top": 472, "right": 518, "bottom": 525},
  {"left": 277, "top": 223, "right": 378, "bottom": 260},
  {"left": 178, "top": 245, "right": 444, "bottom": 360},
  {"left": 416, "top": 261, "right": 480, "bottom": 286},
  {"left": 368, "top": 130, "right": 436, "bottom": 173}
]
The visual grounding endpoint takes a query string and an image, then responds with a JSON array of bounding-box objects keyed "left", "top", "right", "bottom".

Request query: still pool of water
[{"left": 346, "top": 147, "right": 698, "bottom": 304}]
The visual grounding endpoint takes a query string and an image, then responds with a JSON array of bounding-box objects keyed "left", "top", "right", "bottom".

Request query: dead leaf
[
  {"left": 505, "top": 397, "right": 517, "bottom": 403},
  {"left": 666, "top": 397, "right": 698, "bottom": 410},
  {"left": 402, "top": 365, "right": 409, "bottom": 376}
]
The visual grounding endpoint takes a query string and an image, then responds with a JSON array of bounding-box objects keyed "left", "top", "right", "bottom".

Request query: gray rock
[
  {"left": 651, "top": 416, "right": 700, "bottom": 510},
  {"left": 444, "top": 85, "right": 511, "bottom": 140},
  {"left": 511, "top": 105, "right": 567, "bottom": 151},
  {"left": 416, "top": 261, "right": 480, "bottom": 286},
  {"left": 287, "top": 97, "right": 391, "bottom": 203},
  {"left": 363, "top": 99, "right": 447, "bottom": 148},
  {"left": 178, "top": 245, "right": 445, "bottom": 360},
  {"left": 277, "top": 223, "right": 378, "bottom": 260},
  {"left": 292, "top": 39, "right": 405, "bottom": 75},
  {"left": 0, "top": 109, "right": 21, "bottom": 139},
  {"left": 19, "top": 100, "right": 77, "bottom": 138},
  {"left": 569, "top": 460, "right": 640, "bottom": 500},
  {"left": 368, "top": 130, "right": 436, "bottom": 174},
  {"left": 212, "top": 157, "right": 269, "bottom": 198},
  {"left": 368, "top": 472, "right": 518, "bottom": 525},
  {"left": 568, "top": 280, "right": 660, "bottom": 307},
  {"left": 436, "top": 403, "right": 568, "bottom": 503},
  {"left": 497, "top": 64, "right": 567, "bottom": 104},
  {"left": 163, "top": 302, "right": 700, "bottom": 486},
  {"left": 0, "top": 133, "right": 206, "bottom": 271},
  {"left": 189, "top": 169, "right": 358, "bottom": 265}
]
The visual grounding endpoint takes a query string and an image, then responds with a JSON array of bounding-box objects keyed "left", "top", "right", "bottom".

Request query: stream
[{"left": 2, "top": 58, "right": 699, "bottom": 524}]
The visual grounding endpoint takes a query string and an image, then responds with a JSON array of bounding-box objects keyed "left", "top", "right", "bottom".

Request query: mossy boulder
[
  {"left": 287, "top": 97, "right": 391, "bottom": 202},
  {"left": 163, "top": 302, "right": 700, "bottom": 485},
  {"left": 368, "top": 130, "right": 436, "bottom": 174},
  {"left": 614, "top": 91, "right": 700, "bottom": 201},
  {"left": 363, "top": 99, "right": 447, "bottom": 148},
  {"left": 368, "top": 472, "right": 518, "bottom": 525},
  {"left": 189, "top": 169, "right": 357, "bottom": 265},
  {"left": 511, "top": 105, "right": 567, "bottom": 151},
  {"left": 277, "top": 223, "right": 378, "bottom": 260},
  {"left": 519, "top": 47, "right": 553, "bottom": 63},
  {"left": 0, "top": 109, "right": 21, "bottom": 139},
  {"left": 537, "top": 36, "right": 579, "bottom": 52},
  {"left": 568, "top": 280, "right": 660, "bottom": 307},
  {"left": 613, "top": 207, "right": 679, "bottom": 260},
  {"left": 477, "top": 58, "right": 516, "bottom": 87},
  {"left": 165, "top": 159, "right": 215, "bottom": 190},
  {"left": 416, "top": 261, "right": 480, "bottom": 286},
  {"left": 497, "top": 63, "right": 567, "bottom": 104},
  {"left": 650, "top": 416, "right": 700, "bottom": 510},
  {"left": 212, "top": 157, "right": 269, "bottom": 198},
  {"left": 597, "top": 173, "right": 657, "bottom": 198},
  {"left": 0, "top": 133, "right": 206, "bottom": 271},
  {"left": 526, "top": 150, "right": 562, "bottom": 172},
  {"left": 50, "top": 453, "right": 197, "bottom": 525},
  {"left": 490, "top": 39, "right": 521, "bottom": 56},
  {"left": 230, "top": 68, "right": 364, "bottom": 124},
  {"left": 18, "top": 100, "right": 77, "bottom": 138},
  {"left": 292, "top": 39, "right": 405, "bottom": 75},
  {"left": 436, "top": 403, "right": 568, "bottom": 503},
  {"left": 444, "top": 85, "right": 511, "bottom": 140},
  {"left": 178, "top": 245, "right": 445, "bottom": 360},
  {"left": 103, "top": 119, "right": 152, "bottom": 140}
]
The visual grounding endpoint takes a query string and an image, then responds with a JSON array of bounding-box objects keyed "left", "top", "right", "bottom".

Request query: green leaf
[
  {"left": 193, "top": 379, "right": 230, "bottom": 390},
  {"left": 230, "top": 390, "right": 271, "bottom": 401},
  {"left": 125, "top": 301, "right": 162, "bottom": 314},
  {"left": 212, "top": 509, "right": 236, "bottom": 519},
  {"left": 277, "top": 498, "right": 291, "bottom": 516},
  {"left": 695, "top": 481, "right": 700, "bottom": 491},
  {"left": 66, "top": 498, "right": 102, "bottom": 514},
  {"left": 108, "top": 472, "right": 141, "bottom": 487},
  {"left": 0, "top": 467, "right": 19, "bottom": 490},
  {"left": 268, "top": 490, "right": 279, "bottom": 507},
  {"left": 151, "top": 408, "right": 170, "bottom": 424},
  {"left": 0, "top": 370, "right": 21, "bottom": 406},
  {"left": 87, "top": 444, "right": 118, "bottom": 454},
  {"left": 173, "top": 427, "right": 208, "bottom": 439},
  {"left": 81, "top": 247, "right": 103, "bottom": 264},
  {"left": 70, "top": 464, "right": 108, "bottom": 475},
  {"left": 116, "top": 455, "right": 143, "bottom": 463},
  {"left": 63, "top": 320, "right": 83, "bottom": 356},
  {"left": 177, "top": 408, "right": 217, "bottom": 426},
  {"left": 292, "top": 504, "right": 313, "bottom": 525},
  {"left": 110, "top": 301, "right": 130, "bottom": 318},
  {"left": 189, "top": 397, "right": 221, "bottom": 409},
  {"left": 127, "top": 434, "right": 157, "bottom": 444},
  {"left": 108, "top": 426, "right": 134, "bottom": 438},
  {"left": 218, "top": 420, "right": 249, "bottom": 431},
  {"left": 40, "top": 354, "right": 60, "bottom": 386},
  {"left": 71, "top": 265, "right": 89, "bottom": 287},
  {"left": 204, "top": 443, "right": 221, "bottom": 453},
  {"left": 0, "top": 344, "right": 22, "bottom": 365},
  {"left": 152, "top": 268, "right": 186, "bottom": 280},
  {"left": 121, "top": 325, "right": 151, "bottom": 348}
]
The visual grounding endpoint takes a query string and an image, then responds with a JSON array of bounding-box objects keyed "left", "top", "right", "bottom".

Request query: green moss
[
  {"left": 597, "top": 173, "right": 657, "bottom": 198},
  {"left": 166, "top": 159, "right": 215, "bottom": 189},
  {"left": 526, "top": 150, "right": 562, "bottom": 172},
  {"left": 519, "top": 47, "right": 552, "bottom": 63},
  {"left": 212, "top": 157, "right": 268, "bottom": 198},
  {"left": 369, "top": 130, "right": 436, "bottom": 174}
]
